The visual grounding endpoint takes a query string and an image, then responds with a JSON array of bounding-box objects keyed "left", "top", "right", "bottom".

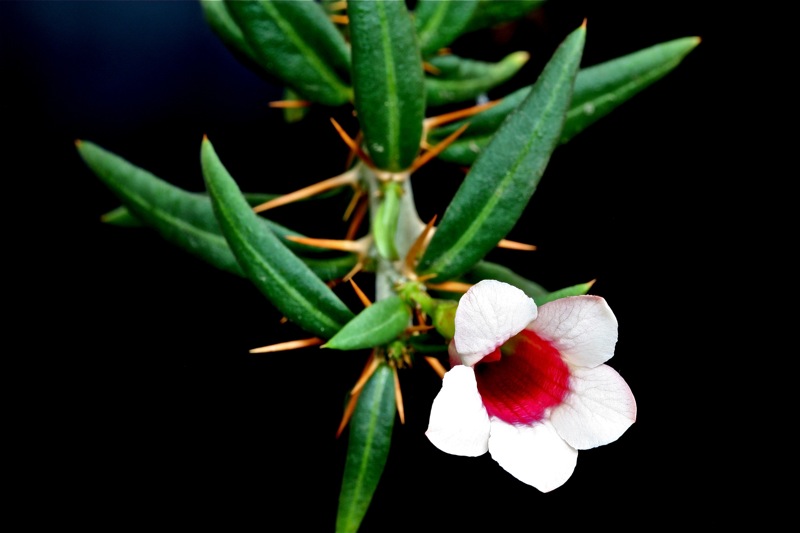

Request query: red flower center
[{"left": 474, "top": 329, "right": 570, "bottom": 425}]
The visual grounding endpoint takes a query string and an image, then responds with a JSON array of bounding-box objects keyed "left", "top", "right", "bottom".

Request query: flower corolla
[{"left": 426, "top": 279, "right": 636, "bottom": 491}]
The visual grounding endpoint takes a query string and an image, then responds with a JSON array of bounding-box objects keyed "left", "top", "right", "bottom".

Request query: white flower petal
[
  {"left": 529, "top": 295, "right": 618, "bottom": 368},
  {"left": 550, "top": 364, "right": 637, "bottom": 450},
  {"left": 426, "top": 365, "right": 490, "bottom": 457},
  {"left": 453, "top": 280, "right": 538, "bottom": 366},
  {"left": 488, "top": 418, "right": 577, "bottom": 492}
]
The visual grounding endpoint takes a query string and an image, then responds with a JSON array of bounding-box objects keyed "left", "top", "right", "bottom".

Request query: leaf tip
[
  {"left": 511, "top": 51, "right": 531, "bottom": 65},
  {"left": 74, "top": 139, "right": 82, "bottom": 148},
  {"left": 580, "top": 18, "right": 587, "bottom": 30}
]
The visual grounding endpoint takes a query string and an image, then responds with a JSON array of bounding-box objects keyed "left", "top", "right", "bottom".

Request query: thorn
[
  {"left": 326, "top": 278, "right": 343, "bottom": 290},
  {"left": 330, "top": 118, "right": 374, "bottom": 167},
  {"left": 497, "top": 239, "right": 537, "bottom": 251},
  {"left": 345, "top": 130, "right": 364, "bottom": 170},
  {"left": 403, "top": 215, "right": 437, "bottom": 277},
  {"left": 410, "top": 123, "right": 470, "bottom": 173},
  {"left": 393, "top": 366, "right": 405, "bottom": 425},
  {"left": 268, "top": 99, "right": 312, "bottom": 109},
  {"left": 413, "top": 306, "right": 427, "bottom": 326},
  {"left": 342, "top": 260, "right": 364, "bottom": 283},
  {"left": 344, "top": 193, "right": 368, "bottom": 238},
  {"left": 351, "top": 352, "right": 379, "bottom": 395},
  {"left": 406, "top": 324, "right": 435, "bottom": 334},
  {"left": 424, "top": 100, "right": 500, "bottom": 131},
  {"left": 252, "top": 169, "right": 357, "bottom": 213},
  {"left": 349, "top": 278, "right": 372, "bottom": 308},
  {"left": 424, "top": 356, "right": 447, "bottom": 379},
  {"left": 286, "top": 235, "right": 367, "bottom": 254},
  {"left": 423, "top": 61, "right": 441, "bottom": 75},
  {"left": 327, "top": 1, "right": 348, "bottom": 11},
  {"left": 336, "top": 389, "right": 361, "bottom": 438},
  {"left": 426, "top": 280, "right": 473, "bottom": 293},
  {"left": 249, "top": 337, "right": 324, "bottom": 354}
]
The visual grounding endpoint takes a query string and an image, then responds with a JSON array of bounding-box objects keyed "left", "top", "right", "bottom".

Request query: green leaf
[
  {"left": 534, "top": 280, "right": 595, "bottom": 306},
  {"left": 425, "top": 51, "right": 529, "bottom": 107},
  {"left": 101, "top": 192, "right": 279, "bottom": 228},
  {"left": 281, "top": 87, "right": 309, "bottom": 123},
  {"left": 349, "top": 0, "right": 425, "bottom": 171},
  {"left": 201, "top": 137, "right": 355, "bottom": 338},
  {"left": 77, "top": 140, "right": 244, "bottom": 276},
  {"left": 418, "top": 24, "right": 586, "bottom": 282},
  {"left": 323, "top": 296, "right": 411, "bottom": 351},
  {"left": 226, "top": 0, "right": 352, "bottom": 106},
  {"left": 200, "top": 0, "right": 258, "bottom": 63},
  {"left": 432, "top": 36, "right": 701, "bottom": 164},
  {"left": 561, "top": 35, "right": 701, "bottom": 142},
  {"left": 100, "top": 205, "right": 142, "bottom": 227},
  {"left": 336, "top": 363, "right": 395, "bottom": 533},
  {"left": 463, "top": 0, "right": 545, "bottom": 33},
  {"left": 102, "top": 202, "right": 336, "bottom": 255},
  {"left": 80, "top": 145, "right": 356, "bottom": 280},
  {"left": 461, "top": 261, "right": 549, "bottom": 300},
  {"left": 414, "top": 0, "right": 478, "bottom": 57},
  {"left": 461, "top": 261, "right": 594, "bottom": 305},
  {"left": 373, "top": 181, "right": 402, "bottom": 261},
  {"left": 301, "top": 255, "right": 361, "bottom": 283}
]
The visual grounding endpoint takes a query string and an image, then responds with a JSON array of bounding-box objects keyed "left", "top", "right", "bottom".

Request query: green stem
[{"left": 360, "top": 163, "right": 425, "bottom": 302}]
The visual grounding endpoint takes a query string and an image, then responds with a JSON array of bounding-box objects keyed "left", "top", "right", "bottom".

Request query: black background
[{"left": 4, "top": 1, "right": 740, "bottom": 530}]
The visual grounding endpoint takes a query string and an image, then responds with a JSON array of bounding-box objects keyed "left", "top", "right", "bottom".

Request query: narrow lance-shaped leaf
[
  {"left": 418, "top": 23, "right": 586, "bottom": 282},
  {"left": 323, "top": 296, "right": 411, "bottom": 351},
  {"left": 200, "top": 0, "right": 258, "bottom": 63},
  {"left": 562, "top": 35, "right": 701, "bottom": 142},
  {"left": 226, "top": 0, "right": 352, "bottom": 106},
  {"left": 534, "top": 281, "right": 595, "bottom": 306},
  {"left": 102, "top": 208, "right": 360, "bottom": 280},
  {"left": 76, "top": 140, "right": 243, "bottom": 276},
  {"left": 425, "top": 51, "right": 529, "bottom": 107},
  {"left": 460, "top": 261, "right": 594, "bottom": 305},
  {"left": 461, "top": 260, "right": 549, "bottom": 300},
  {"left": 100, "top": 194, "right": 337, "bottom": 255},
  {"left": 336, "top": 363, "right": 395, "bottom": 533},
  {"left": 101, "top": 193, "right": 276, "bottom": 228},
  {"left": 281, "top": 87, "right": 309, "bottom": 123},
  {"left": 201, "top": 137, "right": 355, "bottom": 338},
  {"left": 414, "top": 0, "right": 478, "bottom": 58},
  {"left": 431, "top": 36, "right": 701, "bottom": 164},
  {"left": 462, "top": 0, "right": 545, "bottom": 34},
  {"left": 79, "top": 144, "right": 357, "bottom": 280},
  {"left": 349, "top": 0, "right": 425, "bottom": 171}
]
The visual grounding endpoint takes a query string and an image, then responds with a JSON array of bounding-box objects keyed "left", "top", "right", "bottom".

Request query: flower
[{"left": 425, "top": 279, "right": 637, "bottom": 492}]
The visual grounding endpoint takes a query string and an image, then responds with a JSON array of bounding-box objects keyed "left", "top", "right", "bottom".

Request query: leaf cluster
[{"left": 77, "top": 2, "right": 699, "bottom": 531}]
